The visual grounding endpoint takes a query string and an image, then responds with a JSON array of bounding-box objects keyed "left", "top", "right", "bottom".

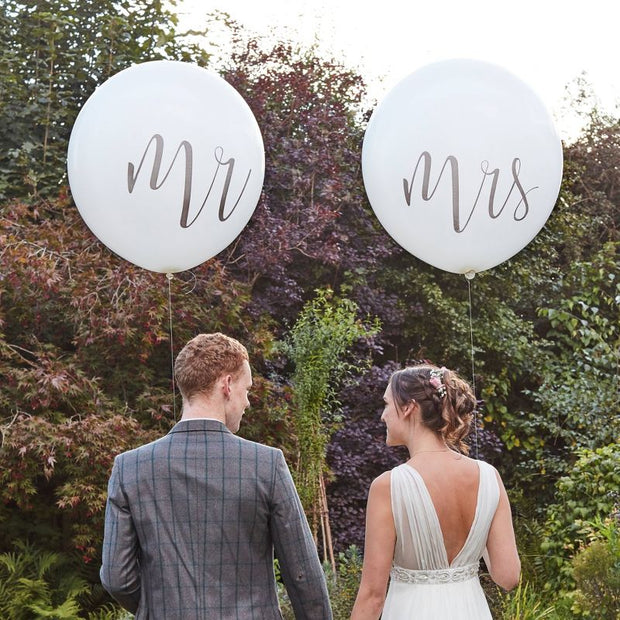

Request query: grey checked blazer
[{"left": 101, "top": 419, "right": 332, "bottom": 619}]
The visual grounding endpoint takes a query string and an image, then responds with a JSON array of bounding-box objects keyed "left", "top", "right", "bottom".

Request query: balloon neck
[{"left": 464, "top": 270, "right": 476, "bottom": 280}]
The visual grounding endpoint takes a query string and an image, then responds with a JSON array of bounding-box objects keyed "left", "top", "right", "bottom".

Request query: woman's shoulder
[
  {"left": 466, "top": 458, "right": 504, "bottom": 496},
  {"left": 456, "top": 455, "right": 503, "bottom": 482},
  {"left": 366, "top": 470, "right": 394, "bottom": 508},
  {"left": 472, "top": 457, "right": 502, "bottom": 479},
  {"left": 372, "top": 469, "right": 392, "bottom": 486},
  {"left": 370, "top": 462, "right": 414, "bottom": 491}
]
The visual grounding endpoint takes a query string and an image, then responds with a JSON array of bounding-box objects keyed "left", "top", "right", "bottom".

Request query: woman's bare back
[{"left": 405, "top": 453, "right": 481, "bottom": 564}]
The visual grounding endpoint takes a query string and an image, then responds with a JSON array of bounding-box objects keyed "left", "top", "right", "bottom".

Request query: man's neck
[
  {"left": 179, "top": 399, "right": 225, "bottom": 424},
  {"left": 179, "top": 415, "right": 224, "bottom": 422}
]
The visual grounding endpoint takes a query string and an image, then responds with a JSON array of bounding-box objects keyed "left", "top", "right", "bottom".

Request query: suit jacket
[{"left": 100, "top": 419, "right": 332, "bottom": 619}]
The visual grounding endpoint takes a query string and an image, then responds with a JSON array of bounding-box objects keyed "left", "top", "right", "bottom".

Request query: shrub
[
  {"left": 323, "top": 545, "right": 363, "bottom": 619},
  {"left": 85, "top": 607, "right": 133, "bottom": 620},
  {"left": 0, "top": 540, "right": 88, "bottom": 619},
  {"left": 541, "top": 443, "right": 620, "bottom": 590},
  {"left": 571, "top": 517, "right": 620, "bottom": 619}
]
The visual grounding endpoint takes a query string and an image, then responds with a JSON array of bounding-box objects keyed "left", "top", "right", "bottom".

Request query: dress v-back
[{"left": 382, "top": 459, "right": 499, "bottom": 619}]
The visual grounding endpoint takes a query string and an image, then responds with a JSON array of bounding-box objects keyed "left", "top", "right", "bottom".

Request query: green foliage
[
  {"left": 323, "top": 545, "right": 363, "bottom": 620},
  {"left": 529, "top": 243, "right": 619, "bottom": 451},
  {"left": 492, "top": 241, "right": 620, "bottom": 500},
  {"left": 85, "top": 607, "right": 133, "bottom": 620},
  {"left": 570, "top": 517, "right": 620, "bottom": 619},
  {"left": 541, "top": 444, "right": 620, "bottom": 590},
  {"left": 494, "top": 579, "right": 557, "bottom": 619},
  {"left": 0, "top": 0, "right": 209, "bottom": 200},
  {"left": 280, "top": 289, "right": 380, "bottom": 514},
  {"left": 0, "top": 540, "right": 88, "bottom": 619},
  {"left": 508, "top": 503, "right": 552, "bottom": 588}
]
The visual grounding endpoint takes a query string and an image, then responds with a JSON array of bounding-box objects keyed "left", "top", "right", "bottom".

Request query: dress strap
[{"left": 390, "top": 562, "right": 479, "bottom": 585}]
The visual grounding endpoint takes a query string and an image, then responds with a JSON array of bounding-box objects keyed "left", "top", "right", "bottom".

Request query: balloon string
[
  {"left": 167, "top": 273, "right": 177, "bottom": 421},
  {"left": 467, "top": 276, "right": 479, "bottom": 459}
]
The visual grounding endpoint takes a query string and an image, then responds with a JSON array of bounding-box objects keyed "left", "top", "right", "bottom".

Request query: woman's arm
[
  {"left": 485, "top": 469, "right": 521, "bottom": 591},
  {"left": 350, "top": 472, "right": 395, "bottom": 620}
]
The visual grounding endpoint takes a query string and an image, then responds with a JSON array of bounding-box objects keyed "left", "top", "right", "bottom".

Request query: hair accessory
[{"left": 429, "top": 367, "right": 447, "bottom": 399}]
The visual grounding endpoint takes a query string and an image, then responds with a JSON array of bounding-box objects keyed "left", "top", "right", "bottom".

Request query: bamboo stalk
[{"left": 319, "top": 473, "right": 336, "bottom": 576}]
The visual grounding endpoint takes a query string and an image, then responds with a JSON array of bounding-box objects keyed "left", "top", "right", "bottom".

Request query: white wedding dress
[{"left": 382, "top": 460, "right": 499, "bottom": 619}]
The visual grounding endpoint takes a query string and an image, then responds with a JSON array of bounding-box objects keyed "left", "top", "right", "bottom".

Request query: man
[{"left": 101, "top": 332, "right": 332, "bottom": 619}]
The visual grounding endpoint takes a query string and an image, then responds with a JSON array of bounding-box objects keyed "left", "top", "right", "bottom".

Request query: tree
[
  {"left": 0, "top": 0, "right": 209, "bottom": 201},
  {"left": 216, "top": 28, "right": 394, "bottom": 326},
  {"left": 279, "top": 289, "right": 379, "bottom": 567},
  {"left": 541, "top": 443, "right": 620, "bottom": 592}
]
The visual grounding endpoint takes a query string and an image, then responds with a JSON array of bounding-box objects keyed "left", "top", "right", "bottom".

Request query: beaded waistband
[{"left": 390, "top": 562, "right": 479, "bottom": 585}]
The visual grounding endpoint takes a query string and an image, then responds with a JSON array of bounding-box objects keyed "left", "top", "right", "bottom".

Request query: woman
[{"left": 351, "top": 365, "right": 520, "bottom": 619}]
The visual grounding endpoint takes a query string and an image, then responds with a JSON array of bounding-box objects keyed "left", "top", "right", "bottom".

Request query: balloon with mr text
[{"left": 67, "top": 60, "right": 265, "bottom": 274}]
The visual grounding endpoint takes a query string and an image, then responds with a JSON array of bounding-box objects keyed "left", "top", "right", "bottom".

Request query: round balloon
[
  {"left": 362, "top": 59, "right": 563, "bottom": 274},
  {"left": 67, "top": 60, "right": 264, "bottom": 273}
]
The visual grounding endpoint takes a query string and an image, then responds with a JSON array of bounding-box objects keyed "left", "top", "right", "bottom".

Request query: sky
[{"left": 176, "top": 0, "right": 620, "bottom": 141}]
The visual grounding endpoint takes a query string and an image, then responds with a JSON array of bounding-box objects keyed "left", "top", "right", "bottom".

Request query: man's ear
[
  {"left": 223, "top": 374, "right": 232, "bottom": 397},
  {"left": 218, "top": 374, "right": 232, "bottom": 397}
]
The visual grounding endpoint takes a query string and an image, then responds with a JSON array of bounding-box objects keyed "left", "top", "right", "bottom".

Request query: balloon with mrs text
[
  {"left": 67, "top": 60, "right": 265, "bottom": 273},
  {"left": 362, "top": 59, "right": 563, "bottom": 275}
]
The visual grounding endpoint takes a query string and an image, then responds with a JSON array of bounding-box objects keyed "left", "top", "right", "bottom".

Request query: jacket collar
[{"left": 169, "top": 419, "right": 231, "bottom": 434}]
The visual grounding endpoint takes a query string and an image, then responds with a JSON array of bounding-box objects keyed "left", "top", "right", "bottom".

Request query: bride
[{"left": 351, "top": 365, "right": 520, "bottom": 619}]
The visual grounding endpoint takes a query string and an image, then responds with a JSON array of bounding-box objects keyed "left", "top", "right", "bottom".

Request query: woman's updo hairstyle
[{"left": 389, "top": 365, "right": 476, "bottom": 453}]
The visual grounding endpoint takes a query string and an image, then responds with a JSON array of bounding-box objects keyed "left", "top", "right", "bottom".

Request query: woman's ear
[{"left": 402, "top": 400, "right": 417, "bottom": 418}]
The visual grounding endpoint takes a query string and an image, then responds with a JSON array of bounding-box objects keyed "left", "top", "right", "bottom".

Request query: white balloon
[
  {"left": 67, "top": 61, "right": 264, "bottom": 273},
  {"left": 362, "top": 59, "right": 563, "bottom": 274}
]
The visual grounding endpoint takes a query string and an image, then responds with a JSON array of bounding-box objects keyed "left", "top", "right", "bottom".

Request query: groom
[{"left": 100, "top": 332, "right": 332, "bottom": 619}]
